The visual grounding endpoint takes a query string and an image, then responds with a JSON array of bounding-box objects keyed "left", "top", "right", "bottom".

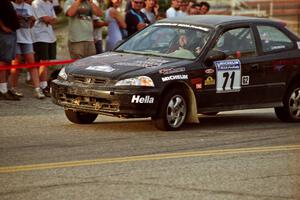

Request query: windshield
[{"left": 116, "top": 23, "right": 211, "bottom": 60}]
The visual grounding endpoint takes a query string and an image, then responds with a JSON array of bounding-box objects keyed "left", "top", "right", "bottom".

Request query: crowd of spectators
[{"left": 0, "top": 0, "right": 210, "bottom": 101}]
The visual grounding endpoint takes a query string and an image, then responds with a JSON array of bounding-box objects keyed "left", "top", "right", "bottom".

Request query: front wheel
[
  {"left": 153, "top": 89, "right": 188, "bottom": 131},
  {"left": 274, "top": 84, "right": 300, "bottom": 122},
  {"left": 65, "top": 109, "right": 98, "bottom": 124}
]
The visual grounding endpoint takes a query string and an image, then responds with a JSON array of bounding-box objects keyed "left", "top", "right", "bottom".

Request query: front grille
[
  {"left": 71, "top": 75, "right": 107, "bottom": 85},
  {"left": 57, "top": 93, "right": 119, "bottom": 112}
]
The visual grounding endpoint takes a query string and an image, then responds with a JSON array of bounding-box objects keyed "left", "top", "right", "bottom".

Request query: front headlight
[
  {"left": 115, "top": 76, "right": 155, "bottom": 87},
  {"left": 58, "top": 67, "right": 68, "bottom": 80}
]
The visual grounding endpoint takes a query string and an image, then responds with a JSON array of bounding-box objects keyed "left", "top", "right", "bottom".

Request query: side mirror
[{"left": 204, "top": 49, "right": 226, "bottom": 66}]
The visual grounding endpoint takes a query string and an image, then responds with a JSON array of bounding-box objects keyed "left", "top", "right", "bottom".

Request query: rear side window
[
  {"left": 213, "top": 27, "right": 257, "bottom": 59},
  {"left": 257, "top": 25, "right": 294, "bottom": 52}
]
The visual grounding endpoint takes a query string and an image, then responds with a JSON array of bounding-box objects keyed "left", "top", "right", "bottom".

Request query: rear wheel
[
  {"left": 65, "top": 109, "right": 98, "bottom": 124},
  {"left": 153, "top": 89, "right": 188, "bottom": 131},
  {"left": 274, "top": 83, "right": 300, "bottom": 122}
]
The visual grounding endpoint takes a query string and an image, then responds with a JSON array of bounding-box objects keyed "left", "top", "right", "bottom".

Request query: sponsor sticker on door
[{"left": 214, "top": 59, "right": 241, "bottom": 93}]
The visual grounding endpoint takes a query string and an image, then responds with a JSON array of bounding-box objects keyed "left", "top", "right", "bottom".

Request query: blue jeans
[{"left": 0, "top": 31, "right": 17, "bottom": 63}]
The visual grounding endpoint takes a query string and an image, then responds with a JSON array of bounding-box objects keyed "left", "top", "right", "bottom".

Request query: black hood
[{"left": 66, "top": 52, "right": 193, "bottom": 79}]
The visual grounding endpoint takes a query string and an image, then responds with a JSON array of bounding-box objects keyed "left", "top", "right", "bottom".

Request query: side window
[
  {"left": 257, "top": 25, "right": 293, "bottom": 52},
  {"left": 213, "top": 27, "right": 257, "bottom": 59}
]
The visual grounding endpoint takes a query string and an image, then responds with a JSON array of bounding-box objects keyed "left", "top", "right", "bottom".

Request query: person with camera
[{"left": 64, "top": 0, "right": 103, "bottom": 59}]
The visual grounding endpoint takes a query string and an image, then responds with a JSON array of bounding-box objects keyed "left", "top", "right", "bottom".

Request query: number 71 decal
[{"left": 214, "top": 59, "right": 241, "bottom": 93}]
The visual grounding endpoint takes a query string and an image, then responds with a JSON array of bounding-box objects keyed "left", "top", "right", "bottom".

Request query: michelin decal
[{"left": 161, "top": 74, "right": 188, "bottom": 82}]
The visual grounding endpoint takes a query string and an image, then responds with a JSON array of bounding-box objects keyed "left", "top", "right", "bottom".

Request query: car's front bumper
[{"left": 51, "top": 79, "right": 160, "bottom": 117}]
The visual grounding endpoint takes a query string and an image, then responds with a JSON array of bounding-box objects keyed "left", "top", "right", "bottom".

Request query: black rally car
[{"left": 51, "top": 15, "right": 300, "bottom": 131}]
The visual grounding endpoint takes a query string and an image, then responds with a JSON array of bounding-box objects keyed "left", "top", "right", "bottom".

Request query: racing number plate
[{"left": 214, "top": 59, "right": 241, "bottom": 93}]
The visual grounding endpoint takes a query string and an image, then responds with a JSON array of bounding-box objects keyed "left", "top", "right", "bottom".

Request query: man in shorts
[
  {"left": 10, "top": 0, "right": 45, "bottom": 99},
  {"left": 32, "top": 0, "right": 58, "bottom": 97},
  {"left": 0, "top": 0, "right": 20, "bottom": 100},
  {"left": 64, "top": 0, "right": 103, "bottom": 59}
]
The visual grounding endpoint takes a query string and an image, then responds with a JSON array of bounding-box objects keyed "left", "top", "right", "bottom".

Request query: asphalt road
[{"left": 0, "top": 84, "right": 300, "bottom": 200}]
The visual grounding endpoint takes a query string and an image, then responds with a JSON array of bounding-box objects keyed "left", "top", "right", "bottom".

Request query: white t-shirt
[
  {"left": 12, "top": 2, "right": 34, "bottom": 44},
  {"left": 32, "top": 0, "right": 57, "bottom": 43},
  {"left": 166, "top": 7, "right": 178, "bottom": 18}
]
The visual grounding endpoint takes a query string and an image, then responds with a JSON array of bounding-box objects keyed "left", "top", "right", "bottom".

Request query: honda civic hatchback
[{"left": 51, "top": 15, "right": 300, "bottom": 131}]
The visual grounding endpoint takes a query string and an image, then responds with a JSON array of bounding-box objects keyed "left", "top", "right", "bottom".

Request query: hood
[{"left": 66, "top": 52, "right": 193, "bottom": 80}]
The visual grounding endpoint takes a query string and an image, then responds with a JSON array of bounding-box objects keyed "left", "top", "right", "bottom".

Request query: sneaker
[
  {"left": 9, "top": 88, "right": 24, "bottom": 97},
  {"left": 0, "top": 91, "right": 20, "bottom": 101},
  {"left": 34, "top": 88, "right": 45, "bottom": 99},
  {"left": 42, "top": 86, "right": 51, "bottom": 97}
]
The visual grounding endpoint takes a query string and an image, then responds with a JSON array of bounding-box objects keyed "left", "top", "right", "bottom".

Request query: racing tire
[
  {"left": 65, "top": 109, "right": 98, "bottom": 124},
  {"left": 274, "top": 83, "right": 300, "bottom": 122},
  {"left": 153, "top": 89, "right": 188, "bottom": 131}
]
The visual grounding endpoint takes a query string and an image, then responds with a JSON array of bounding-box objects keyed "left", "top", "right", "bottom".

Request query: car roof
[{"left": 158, "top": 15, "right": 279, "bottom": 28}]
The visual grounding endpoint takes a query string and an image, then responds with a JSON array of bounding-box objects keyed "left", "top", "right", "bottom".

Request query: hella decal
[
  {"left": 131, "top": 95, "right": 154, "bottom": 104},
  {"left": 161, "top": 74, "right": 188, "bottom": 82}
]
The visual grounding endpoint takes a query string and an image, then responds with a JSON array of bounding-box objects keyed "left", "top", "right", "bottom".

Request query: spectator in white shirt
[
  {"left": 11, "top": 0, "right": 45, "bottom": 99},
  {"left": 166, "top": 0, "right": 181, "bottom": 18},
  {"left": 32, "top": 0, "right": 58, "bottom": 97}
]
